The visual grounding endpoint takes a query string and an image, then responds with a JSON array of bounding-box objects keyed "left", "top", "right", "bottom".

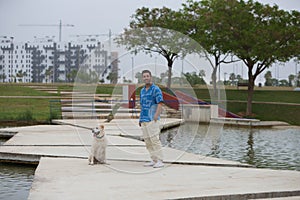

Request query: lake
[{"left": 0, "top": 123, "right": 299, "bottom": 199}]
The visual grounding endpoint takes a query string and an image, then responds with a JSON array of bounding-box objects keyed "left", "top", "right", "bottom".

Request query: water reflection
[
  {"left": 161, "top": 123, "right": 300, "bottom": 171},
  {"left": 0, "top": 138, "right": 36, "bottom": 200},
  {"left": 0, "top": 163, "right": 36, "bottom": 200},
  {"left": 245, "top": 129, "right": 255, "bottom": 165}
]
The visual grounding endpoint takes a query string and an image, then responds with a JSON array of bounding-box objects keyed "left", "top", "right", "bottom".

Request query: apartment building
[{"left": 0, "top": 36, "right": 117, "bottom": 83}]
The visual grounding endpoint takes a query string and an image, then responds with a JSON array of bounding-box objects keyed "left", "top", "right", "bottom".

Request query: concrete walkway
[
  {"left": 0, "top": 119, "right": 300, "bottom": 199},
  {"left": 28, "top": 158, "right": 300, "bottom": 200}
]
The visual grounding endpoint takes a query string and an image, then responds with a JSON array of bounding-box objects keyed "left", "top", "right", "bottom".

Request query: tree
[
  {"left": 208, "top": 0, "right": 300, "bottom": 115},
  {"left": 181, "top": 0, "right": 240, "bottom": 96},
  {"left": 288, "top": 74, "right": 295, "bottom": 86},
  {"left": 45, "top": 68, "right": 52, "bottom": 83},
  {"left": 229, "top": 73, "right": 237, "bottom": 85},
  {"left": 279, "top": 79, "right": 289, "bottom": 87},
  {"left": 0, "top": 74, "right": 6, "bottom": 82},
  {"left": 66, "top": 69, "right": 77, "bottom": 83},
  {"left": 264, "top": 71, "right": 273, "bottom": 86},
  {"left": 297, "top": 71, "right": 300, "bottom": 87},
  {"left": 115, "top": 7, "right": 202, "bottom": 88},
  {"left": 183, "top": 71, "right": 206, "bottom": 86},
  {"left": 122, "top": 77, "right": 132, "bottom": 83},
  {"left": 135, "top": 72, "right": 143, "bottom": 83},
  {"left": 106, "top": 71, "right": 118, "bottom": 84},
  {"left": 16, "top": 70, "right": 26, "bottom": 83}
]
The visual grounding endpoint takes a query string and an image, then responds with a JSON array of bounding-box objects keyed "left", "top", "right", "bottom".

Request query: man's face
[{"left": 142, "top": 72, "right": 152, "bottom": 85}]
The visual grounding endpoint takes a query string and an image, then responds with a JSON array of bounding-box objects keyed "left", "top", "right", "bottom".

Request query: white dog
[{"left": 88, "top": 125, "right": 107, "bottom": 165}]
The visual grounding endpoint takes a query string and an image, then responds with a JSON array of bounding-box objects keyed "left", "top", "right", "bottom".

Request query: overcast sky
[{"left": 0, "top": 0, "right": 299, "bottom": 82}]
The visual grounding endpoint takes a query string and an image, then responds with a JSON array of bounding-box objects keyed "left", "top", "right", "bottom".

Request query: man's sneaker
[
  {"left": 143, "top": 160, "right": 155, "bottom": 167},
  {"left": 153, "top": 160, "right": 164, "bottom": 168}
]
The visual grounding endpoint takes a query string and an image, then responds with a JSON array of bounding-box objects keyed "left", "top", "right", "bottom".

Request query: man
[{"left": 139, "top": 69, "right": 164, "bottom": 168}]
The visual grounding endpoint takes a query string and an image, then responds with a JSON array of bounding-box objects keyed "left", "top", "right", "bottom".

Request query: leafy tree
[
  {"left": 135, "top": 72, "right": 142, "bottom": 83},
  {"left": 76, "top": 69, "right": 98, "bottom": 84},
  {"left": 206, "top": 0, "right": 300, "bottom": 115},
  {"left": 183, "top": 71, "right": 206, "bottom": 86},
  {"left": 229, "top": 73, "right": 236, "bottom": 85},
  {"left": 264, "top": 71, "right": 272, "bottom": 86},
  {"left": 181, "top": 0, "right": 240, "bottom": 96},
  {"left": 45, "top": 68, "right": 52, "bottom": 83},
  {"left": 288, "top": 74, "right": 295, "bottom": 87},
  {"left": 279, "top": 79, "right": 289, "bottom": 87},
  {"left": 66, "top": 69, "right": 77, "bottom": 83},
  {"left": 122, "top": 77, "right": 132, "bottom": 83},
  {"left": 106, "top": 71, "right": 118, "bottom": 84},
  {"left": 297, "top": 71, "right": 300, "bottom": 87},
  {"left": 115, "top": 7, "right": 202, "bottom": 88},
  {"left": 0, "top": 74, "right": 6, "bottom": 82}
]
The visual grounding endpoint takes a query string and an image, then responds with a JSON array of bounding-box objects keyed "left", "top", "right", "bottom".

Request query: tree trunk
[
  {"left": 211, "top": 66, "right": 218, "bottom": 98},
  {"left": 167, "top": 59, "right": 173, "bottom": 88},
  {"left": 246, "top": 73, "right": 255, "bottom": 116}
]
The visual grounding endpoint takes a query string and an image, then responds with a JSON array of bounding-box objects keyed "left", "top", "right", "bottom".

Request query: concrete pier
[{"left": 0, "top": 119, "right": 300, "bottom": 199}]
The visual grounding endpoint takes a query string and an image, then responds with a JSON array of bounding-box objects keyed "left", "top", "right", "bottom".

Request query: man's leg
[{"left": 149, "top": 134, "right": 163, "bottom": 162}]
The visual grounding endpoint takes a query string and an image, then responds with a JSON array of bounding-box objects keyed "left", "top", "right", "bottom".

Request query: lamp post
[
  {"left": 10, "top": 37, "right": 14, "bottom": 82},
  {"left": 131, "top": 57, "right": 134, "bottom": 83}
]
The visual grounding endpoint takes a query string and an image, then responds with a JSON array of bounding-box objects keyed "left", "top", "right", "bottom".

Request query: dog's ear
[{"left": 100, "top": 125, "right": 104, "bottom": 129}]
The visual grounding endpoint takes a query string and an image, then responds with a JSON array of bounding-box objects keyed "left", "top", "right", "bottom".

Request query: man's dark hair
[{"left": 142, "top": 70, "right": 152, "bottom": 77}]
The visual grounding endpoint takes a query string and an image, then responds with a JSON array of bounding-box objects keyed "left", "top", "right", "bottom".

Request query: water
[
  {"left": 0, "top": 124, "right": 299, "bottom": 200},
  {"left": 0, "top": 138, "right": 36, "bottom": 200},
  {"left": 161, "top": 123, "right": 300, "bottom": 171}
]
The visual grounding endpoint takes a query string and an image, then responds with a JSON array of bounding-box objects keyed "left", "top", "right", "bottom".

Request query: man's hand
[{"left": 139, "top": 122, "right": 141, "bottom": 127}]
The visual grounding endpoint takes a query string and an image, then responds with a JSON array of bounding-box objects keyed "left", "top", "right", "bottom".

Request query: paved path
[
  {"left": 0, "top": 119, "right": 300, "bottom": 199},
  {"left": 28, "top": 158, "right": 300, "bottom": 200}
]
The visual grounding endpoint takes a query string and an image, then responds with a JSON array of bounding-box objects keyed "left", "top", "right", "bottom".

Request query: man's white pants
[{"left": 141, "top": 121, "right": 163, "bottom": 161}]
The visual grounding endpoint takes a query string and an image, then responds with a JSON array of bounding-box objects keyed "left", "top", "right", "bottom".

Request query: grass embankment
[
  {"left": 0, "top": 83, "right": 299, "bottom": 126},
  {"left": 0, "top": 84, "right": 59, "bottom": 125},
  {"left": 179, "top": 87, "right": 300, "bottom": 126},
  {"left": 0, "top": 84, "right": 120, "bottom": 126},
  {"left": 226, "top": 90, "right": 300, "bottom": 126}
]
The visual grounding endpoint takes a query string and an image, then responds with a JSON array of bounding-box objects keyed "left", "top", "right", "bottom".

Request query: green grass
[
  {"left": 0, "top": 84, "right": 59, "bottom": 123},
  {"left": 227, "top": 102, "right": 300, "bottom": 125},
  {"left": 173, "top": 87, "right": 300, "bottom": 125},
  {"left": 0, "top": 84, "right": 56, "bottom": 96},
  {"left": 0, "top": 83, "right": 299, "bottom": 126},
  {"left": 225, "top": 90, "right": 300, "bottom": 104}
]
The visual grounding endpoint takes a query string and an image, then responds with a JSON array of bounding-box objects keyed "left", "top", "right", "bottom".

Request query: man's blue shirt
[{"left": 139, "top": 83, "right": 164, "bottom": 122}]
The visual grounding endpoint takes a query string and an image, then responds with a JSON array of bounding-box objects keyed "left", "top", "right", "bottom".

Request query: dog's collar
[{"left": 95, "top": 134, "right": 105, "bottom": 139}]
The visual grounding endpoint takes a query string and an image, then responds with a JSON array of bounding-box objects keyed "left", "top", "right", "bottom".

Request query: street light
[
  {"left": 131, "top": 57, "right": 134, "bottom": 83},
  {"left": 10, "top": 37, "right": 14, "bottom": 82},
  {"left": 155, "top": 56, "right": 157, "bottom": 76}
]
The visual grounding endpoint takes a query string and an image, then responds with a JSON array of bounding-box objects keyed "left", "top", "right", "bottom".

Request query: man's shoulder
[{"left": 152, "top": 84, "right": 161, "bottom": 91}]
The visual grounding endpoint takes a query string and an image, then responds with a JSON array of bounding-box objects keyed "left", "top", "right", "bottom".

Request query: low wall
[{"left": 181, "top": 104, "right": 218, "bottom": 122}]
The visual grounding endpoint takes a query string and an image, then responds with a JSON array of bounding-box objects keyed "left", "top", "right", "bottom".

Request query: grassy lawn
[
  {"left": 227, "top": 102, "right": 300, "bottom": 125},
  {"left": 173, "top": 86, "right": 300, "bottom": 125},
  {"left": 0, "top": 84, "right": 59, "bottom": 124},
  {"left": 0, "top": 83, "right": 299, "bottom": 126}
]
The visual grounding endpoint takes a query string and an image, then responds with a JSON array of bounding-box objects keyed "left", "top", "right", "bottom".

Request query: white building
[{"left": 0, "top": 36, "right": 117, "bottom": 83}]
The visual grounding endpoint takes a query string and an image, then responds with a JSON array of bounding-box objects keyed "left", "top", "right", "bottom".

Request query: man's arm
[{"left": 154, "top": 102, "right": 163, "bottom": 121}]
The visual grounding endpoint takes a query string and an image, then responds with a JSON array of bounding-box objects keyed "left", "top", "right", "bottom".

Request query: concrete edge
[
  {"left": 175, "top": 190, "right": 300, "bottom": 200},
  {"left": 0, "top": 152, "right": 252, "bottom": 168},
  {"left": 0, "top": 131, "right": 18, "bottom": 139}
]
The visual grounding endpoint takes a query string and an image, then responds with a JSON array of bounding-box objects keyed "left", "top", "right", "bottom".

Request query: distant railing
[
  {"left": 237, "top": 81, "right": 249, "bottom": 89},
  {"left": 49, "top": 100, "right": 62, "bottom": 121}
]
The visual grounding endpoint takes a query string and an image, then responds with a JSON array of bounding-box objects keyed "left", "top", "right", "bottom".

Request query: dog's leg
[
  {"left": 89, "top": 155, "right": 94, "bottom": 165},
  {"left": 88, "top": 155, "right": 91, "bottom": 165}
]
